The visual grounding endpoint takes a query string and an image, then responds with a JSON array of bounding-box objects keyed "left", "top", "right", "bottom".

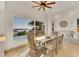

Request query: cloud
[{"left": 13, "top": 25, "right": 33, "bottom": 29}]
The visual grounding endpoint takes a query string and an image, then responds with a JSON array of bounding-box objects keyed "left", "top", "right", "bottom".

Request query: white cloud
[{"left": 13, "top": 25, "right": 33, "bottom": 29}]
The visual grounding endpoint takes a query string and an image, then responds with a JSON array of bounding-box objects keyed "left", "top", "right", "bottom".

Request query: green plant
[{"left": 14, "top": 31, "right": 27, "bottom": 36}]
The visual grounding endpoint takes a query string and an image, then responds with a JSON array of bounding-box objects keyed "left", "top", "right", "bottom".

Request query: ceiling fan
[{"left": 32, "top": 1, "right": 56, "bottom": 11}]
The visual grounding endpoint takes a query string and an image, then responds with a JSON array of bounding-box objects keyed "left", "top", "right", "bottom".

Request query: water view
[{"left": 12, "top": 16, "right": 32, "bottom": 40}]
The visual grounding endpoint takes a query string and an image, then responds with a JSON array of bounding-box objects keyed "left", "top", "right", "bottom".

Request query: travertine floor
[{"left": 5, "top": 42, "right": 79, "bottom": 57}]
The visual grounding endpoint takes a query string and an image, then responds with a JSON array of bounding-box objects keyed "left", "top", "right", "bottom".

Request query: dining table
[
  {"left": 34, "top": 33, "right": 64, "bottom": 56},
  {"left": 34, "top": 33, "right": 64, "bottom": 43}
]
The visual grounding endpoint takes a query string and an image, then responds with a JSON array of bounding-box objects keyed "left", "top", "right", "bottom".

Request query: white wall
[
  {"left": 5, "top": 10, "right": 28, "bottom": 50},
  {"left": 0, "top": 10, "right": 5, "bottom": 56},
  {"left": 0, "top": 2, "right": 5, "bottom": 56},
  {"left": 0, "top": 11, "right": 5, "bottom": 35},
  {"left": 0, "top": 2, "right": 5, "bottom": 35},
  {"left": 54, "top": 9, "right": 79, "bottom": 33},
  {"left": 54, "top": 8, "right": 79, "bottom": 39}
]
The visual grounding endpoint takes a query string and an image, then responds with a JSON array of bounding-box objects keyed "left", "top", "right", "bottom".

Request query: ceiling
[{"left": 5, "top": 1, "right": 79, "bottom": 21}]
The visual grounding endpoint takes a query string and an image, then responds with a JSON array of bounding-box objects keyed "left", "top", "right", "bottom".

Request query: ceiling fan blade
[
  {"left": 32, "top": 1, "right": 40, "bottom": 4},
  {"left": 42, "top": 7, "right": 45, "bottom": 11},
  {"left": 44, "top": 1, "right": 47, "bottom": 3},
  {"left": 41, "top": 1, "right": 43, "bottom": 3},
  {"left": 32, "top": 5, "right": 39, "bottom": 8},
  {"left": 46, "top": 2, "right": 56, "bottom": 5},
  {"left": 45, "top": 6, "right": 52, "bottom": 9},
  {"left": 38, "top": 7, "right": 41, "bottom": 11}
]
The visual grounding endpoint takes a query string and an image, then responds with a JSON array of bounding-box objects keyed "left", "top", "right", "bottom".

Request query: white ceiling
[{"left": 5, "top": 1, "right": 79, "bottom": 21}]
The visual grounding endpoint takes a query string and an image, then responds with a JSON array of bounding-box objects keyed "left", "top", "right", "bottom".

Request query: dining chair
[
  {"left": 36, "top": 30, "right": 45, "bottom": 37},
  {"left": 27, "top": 31, "right": 46, "bottom": 57},
  {"left": 57, "top": 35, "right": 64, "bottom": 51},
  {"left": 44, "top": 38, "right": 57, "bottom": 57}
]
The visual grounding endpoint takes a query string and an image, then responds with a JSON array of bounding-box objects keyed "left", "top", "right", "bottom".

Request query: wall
[
  {"left": 0, "top": 2, "right": 5, "bottom": 56},
  {"left": 54, "top": 8, "right": 79, "bottom": 39},
  {"left": 54, "top": 9, "right": 79, "bottom": 32},
  {"left": 0, "top": 2, "right": 5, "bottom": 35},
  {"left": 0, "top": 11, "right": 5, "bottom": 35},
  {"left": 5, "top": 10, "right": 28, "bottom": 50}
]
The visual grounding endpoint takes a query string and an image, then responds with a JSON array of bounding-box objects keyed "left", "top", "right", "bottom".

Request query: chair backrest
[
  {"left": 58, "top": 35, "right": 64, "bottom": 44},
  {"left": 27, "top": 31, "right": 36, "bottom": 49},
  {"left": 27, "top": 31, "right": 45, "bottom": 57},
  {"left": 36, "top": 30, "right": 45, "bottom": 37},
  {"left": 45, "top": 38, "right": 56, "bottom": 50}
]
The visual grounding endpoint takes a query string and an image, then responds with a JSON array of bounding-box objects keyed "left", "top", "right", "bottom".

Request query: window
[{"left": 12, "top": 16, "right": 33, "bottom": 40}]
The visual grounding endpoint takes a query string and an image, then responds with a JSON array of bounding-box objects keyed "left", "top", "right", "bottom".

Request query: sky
[{"left": 12, "top": 16, "right": 33, "bottom": 29}]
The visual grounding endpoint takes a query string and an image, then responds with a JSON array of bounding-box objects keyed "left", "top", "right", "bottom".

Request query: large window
[{"left": 12, "top": 16, "right": 33, "bottom": 40}]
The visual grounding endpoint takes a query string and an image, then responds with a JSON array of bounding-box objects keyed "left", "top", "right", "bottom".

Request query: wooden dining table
[
  {"left": 34, "top": 33, "right": 63, "bottom": 43},
  {"left": 34, "top": 33, "right": 64, "bottom": 56},
  {"left": 34, "top": 36, "right": 52, "bottom": 43}
]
